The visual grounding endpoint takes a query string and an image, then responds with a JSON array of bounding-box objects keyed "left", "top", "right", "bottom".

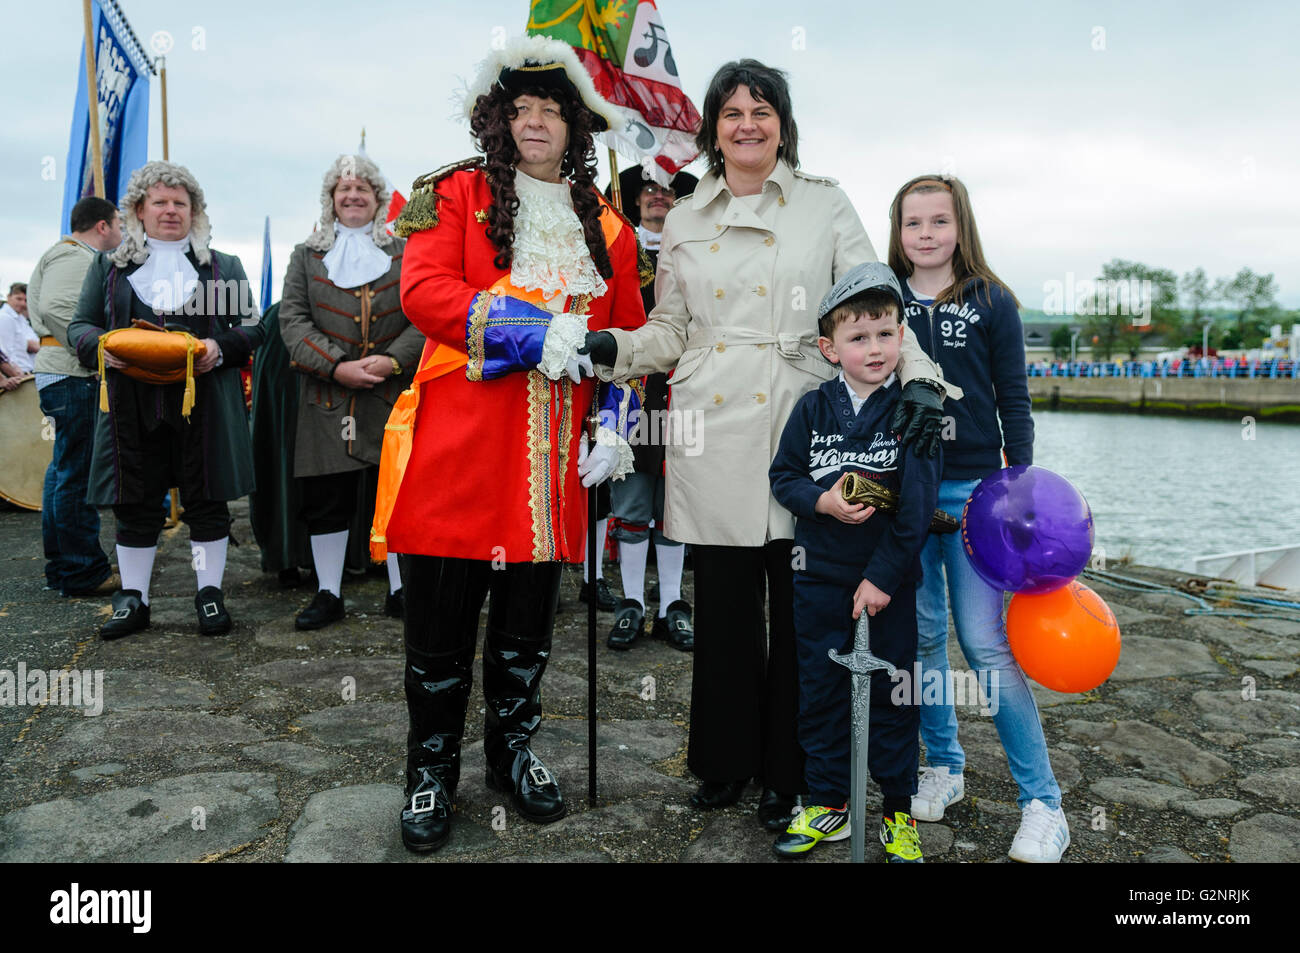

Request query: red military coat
[{"left": 385, "top": 167, "right": 645, "bottom": 562}]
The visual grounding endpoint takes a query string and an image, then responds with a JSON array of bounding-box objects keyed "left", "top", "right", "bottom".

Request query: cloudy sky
[{"left": 4, "top": 0, "right": 1297, "bottom": 310}]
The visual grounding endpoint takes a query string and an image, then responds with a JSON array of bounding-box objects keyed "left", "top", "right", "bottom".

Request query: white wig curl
[{"left": 110, "top": 161, "right": 212, "bottom": 267}]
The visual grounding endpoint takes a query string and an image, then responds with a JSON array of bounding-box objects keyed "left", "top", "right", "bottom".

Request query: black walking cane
[{"left": 585, "top": 398, "right": 600, "bottom": 807}]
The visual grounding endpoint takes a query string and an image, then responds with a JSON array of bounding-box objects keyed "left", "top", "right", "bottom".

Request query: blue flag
[
  {"left": 260, "top": 216, "right": 273, "bottom": 313},
  {"left": 61, "top": 0, "right": 152, "bottom": 233}
]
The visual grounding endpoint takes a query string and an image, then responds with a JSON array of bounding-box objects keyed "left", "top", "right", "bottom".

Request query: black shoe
[
  {"left": 758, "top": 788, "right": 798, "bottom": 831},
  {"left": 100, "top": 589, "right": 150, "bottom": 641},
  {"left": 690, "top": 779, "right": 747, "bottom": 810},
  {"left": 606, "top": 598, "right": 645, "bottom": 650},
  {"left": 195, "top": 586, "right": 232, "bottom": 636},
  {"left": 650, "top": 599, "right": 694, "bottom": 651},
  {"left": 277, "top": 567, "right": 302, "bottom": 588},
  {"left": 400, "top": 768, "right": 454, "bottom": 853},
  {"left": 579, "top": 578, "right": 617, "bottom": 611},
  {"left": 385, "top": 587, "right": 405, "bottom": 620},
  {"left": 295, "top": 589, "right": 345, "bottom": 630},
  {"left": 485, "top": 748, "right": 567, "bottom": 823}
]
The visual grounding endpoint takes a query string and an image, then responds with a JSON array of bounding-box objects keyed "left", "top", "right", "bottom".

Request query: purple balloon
[{"left": 961, "top": 465, "right": 1094, "bottom": 593}]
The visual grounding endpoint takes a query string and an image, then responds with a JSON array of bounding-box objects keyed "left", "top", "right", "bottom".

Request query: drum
[{"left": 0, "top": 377, "right": 54, "bottom": 510}]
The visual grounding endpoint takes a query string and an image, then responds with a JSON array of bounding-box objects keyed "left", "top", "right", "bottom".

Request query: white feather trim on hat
[
  {"left": 110, "top": 161, "right": 213, "bottom": 268},
  {"left": 458, "top": 34, "right": 626, "bottom": 133},
  {"left": 305, "top": 154, "right": 396, "bottom": 252}
]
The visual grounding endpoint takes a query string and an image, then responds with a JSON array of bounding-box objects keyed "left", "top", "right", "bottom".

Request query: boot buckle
[
  {"left": 111, "top": 607, "right": 131, "bottom": 620},
  {"left": 528, "top": 763, "right": 552, "bottom": 787},
  {"left": 410, "top": 790, "right": 436, "bottom": 815}
]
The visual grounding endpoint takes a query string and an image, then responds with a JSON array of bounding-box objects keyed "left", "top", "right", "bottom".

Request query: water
[{"left": 1031, "top": 410, "right": 1300, "bottom": 571}]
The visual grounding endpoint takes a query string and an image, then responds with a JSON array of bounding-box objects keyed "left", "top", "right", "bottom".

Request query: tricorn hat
[
  {"left": 607, "top": 165, "right": 699, "bottom": 226},
  {"left": 462, "top": 35, "right": 625, "bottom": 133}
]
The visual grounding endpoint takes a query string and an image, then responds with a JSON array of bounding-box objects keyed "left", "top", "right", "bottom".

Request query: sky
[{"left": 3, "top": 0, "right": 1298, "bottom": 311}]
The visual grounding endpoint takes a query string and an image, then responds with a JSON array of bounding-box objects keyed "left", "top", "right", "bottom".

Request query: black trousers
[
  {"left": 112, "top": 424, "right": 229, "bottom": 546},
  {"left": 402, "top": 554, "right": 562, "bottom": 793},
  {"left": 299, "top": 469, "right": 363, "bottom": 535},
  {"left": 688, "top": 539, "right": 804, "bottom": 793}
]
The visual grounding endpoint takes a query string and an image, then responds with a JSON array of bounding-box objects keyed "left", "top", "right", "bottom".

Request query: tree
[
  {"left": 1084, "top": 259, "right": 1179, "bottom": 359},
  {"left": 1214, "top": 267, "right": 1279, "bottom": 340},
  {"left": 1180, "top": 267, "right": 1213, "bottom": 321},
  {"left": 1049, "top": 325, "right": 1072, "bottom": 359}
]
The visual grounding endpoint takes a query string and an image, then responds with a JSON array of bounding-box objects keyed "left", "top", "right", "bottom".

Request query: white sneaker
[
  {"left": 910, "top": 766, "right": 964, "bottom": 822},
  {"left": 1008, "top": 798, "right": 1070, "bottom": 863}
]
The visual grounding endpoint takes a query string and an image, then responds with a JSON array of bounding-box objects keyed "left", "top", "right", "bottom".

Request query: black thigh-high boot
[
  {"left": 482, "top": 560, "right": 567, "bottom": 823},
  {"left": 400, "top": 554, "right": 489, "bottom": 851}
]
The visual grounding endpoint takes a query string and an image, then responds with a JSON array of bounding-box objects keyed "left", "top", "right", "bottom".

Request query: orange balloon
[{"left": 1007, "top": 581, "right": 1122, "bottom": 692}]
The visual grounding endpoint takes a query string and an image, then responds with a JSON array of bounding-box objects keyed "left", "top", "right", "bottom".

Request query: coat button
[
  {"left": 778, "top": 196, "right": 787, "bottom": 207},
  {"left": 715, "top": 342, "right": 726, "bottom": 353},
  {"left": 713, "top": 394, "right": 724, "bottom": 405},
  {"left": 755, "top": 393, "right": 766, "bottom": 403},
  {"left": 764, "top": 236, "right": 775, "bottom": 246},
  {"left": 842, "top": 408, "right": 850, "bottom": 416},
  {"left": 756, "top": 343, "right": 767, "bottom": 349},
  {"left": 715, "top": 223, "right": 722, "bottom": 230},
  {"left": 353, "top": 316, "right": 361, "bottom": 323},
  {"left": 755, "top": 286, "right": 767, "bottom": 296},
  {"left": 709, "top": 243, "right": 719, "bottom": 253},
  {"left": 715, "top": 289, "right": 725, "bottom": 299},
  {"left": 354, "top": 290, "right": 362, "bottom": 298}
]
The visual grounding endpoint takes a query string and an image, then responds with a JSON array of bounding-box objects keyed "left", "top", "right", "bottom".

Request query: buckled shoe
[
  {"left": 295, "top": 589, "right": 345, "bottom": 630},
  {"left": 650, "top": 599, "right": 694, "bottom": 651},
  {"left": 607, "top": 598, "right": 645, "bottom": 650},
  {"left": 485, "top": 748, "right": 567, "bottom": 823},
  {"left": 400, "top": 767, "right": 454, "bottom": 853},
  {"left": 100, "top": 589, "right": 150, "bottom": 641},
  {"left": 195, "top": 586, "right": 231, "bottom": 636}
]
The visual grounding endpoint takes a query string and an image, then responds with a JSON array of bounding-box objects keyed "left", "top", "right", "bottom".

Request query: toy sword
[{"left": 828, "top": 609, "right": 896, "bottom": 863}]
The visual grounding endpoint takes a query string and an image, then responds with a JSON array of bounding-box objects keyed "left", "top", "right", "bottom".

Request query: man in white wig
[
  {"left": 69, "top": 160, "right": 265, "bottom": 640},
  {"left": 279, "top": 154, "right": 421, "bottom": 630}
]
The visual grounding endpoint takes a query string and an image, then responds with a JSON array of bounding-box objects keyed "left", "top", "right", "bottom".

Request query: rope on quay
[{"left": 1081, "top": 568, "right": 1300, "bottom": 623}]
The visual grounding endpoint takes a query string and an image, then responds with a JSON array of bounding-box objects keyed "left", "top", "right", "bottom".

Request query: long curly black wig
[{"left": 469, "top": 83, "right": 613, "bottom": 280}]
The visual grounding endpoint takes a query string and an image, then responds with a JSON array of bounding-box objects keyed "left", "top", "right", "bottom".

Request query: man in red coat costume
[{"left": 386, "top": 35, "right": 646, "bottom": 852}]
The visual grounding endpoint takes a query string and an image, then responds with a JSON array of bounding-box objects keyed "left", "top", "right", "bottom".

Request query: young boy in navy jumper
[{"left": 768, "top": 262, "right": 941, "bottom": 862}]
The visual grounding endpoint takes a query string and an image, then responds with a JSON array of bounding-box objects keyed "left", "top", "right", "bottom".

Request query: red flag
[{"left": 527, "top": 0, "right": 701, "bottom": 183}]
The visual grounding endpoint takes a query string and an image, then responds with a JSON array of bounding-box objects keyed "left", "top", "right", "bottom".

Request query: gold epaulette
[{"left": 394, "top": 157, "right": 483, "bottom": 237}]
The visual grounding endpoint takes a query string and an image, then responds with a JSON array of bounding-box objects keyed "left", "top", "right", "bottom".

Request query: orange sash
[{"left": 369, "top": 200, "right": 624, "bottom": 561}]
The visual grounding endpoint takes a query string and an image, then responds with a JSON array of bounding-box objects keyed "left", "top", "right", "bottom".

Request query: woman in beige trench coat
[{"left": 584, "top": 60, "right": 953, "bottom": 826}]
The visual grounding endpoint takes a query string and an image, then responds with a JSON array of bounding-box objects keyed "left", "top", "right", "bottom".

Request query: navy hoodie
[
  {"left": 903, "top": 278, "right": 1033, "bottom": 480},
  {"left": 769, "top": 376, "right": 941, "bottom": 594}
]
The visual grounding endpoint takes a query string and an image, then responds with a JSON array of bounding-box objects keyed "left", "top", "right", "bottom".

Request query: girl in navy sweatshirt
[{"left": 887, "top": 175, "right": 1068, "bottom": 863}]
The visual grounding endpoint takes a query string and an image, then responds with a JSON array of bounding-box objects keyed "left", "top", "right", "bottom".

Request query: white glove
[
  {"left": 565, "top": 350, "right": 594, "bottom": 384},
  {"left": 537, "top": 312, "right": 589, "bottom": 382},
  {"left": 577, "top": 434, "right": 620, "bottom": 488}
]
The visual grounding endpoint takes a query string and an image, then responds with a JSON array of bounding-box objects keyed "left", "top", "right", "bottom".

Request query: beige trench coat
[{"left": 600, "top": 161, "right": 951, "bottom": 547}]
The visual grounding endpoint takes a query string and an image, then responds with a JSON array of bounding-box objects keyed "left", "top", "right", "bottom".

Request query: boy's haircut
[
  {"left": 819, "top": 288, "right": 899, "bottom": 339},
  {"left": 69, "top": 196, "right": 120, "bottom": 234},
  {"left": 886, "top": 174, "right": 1021, "bottom": 310},
  {"left": 8, "top": 282, "right": 26, "bottom": 296}
]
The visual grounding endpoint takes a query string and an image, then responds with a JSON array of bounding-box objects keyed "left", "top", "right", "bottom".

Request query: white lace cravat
[
  {"left": 510, "top": 170, "right": 607, "bottom": 300},
  {"left": 322, "top": 222, "right": 391, "bottom": 289},
  {"left": 128, "top": 237, "right": 199, "bottom": 312}
]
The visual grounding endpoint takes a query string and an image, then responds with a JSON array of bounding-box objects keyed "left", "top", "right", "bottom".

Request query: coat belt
[{"left": 682, "top": 325, "right": 818, "bottom": 362}]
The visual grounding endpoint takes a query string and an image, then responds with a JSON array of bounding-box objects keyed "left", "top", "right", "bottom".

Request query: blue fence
[{"left": 1027, "top": 358, "right": 1298, "bottom": 379}]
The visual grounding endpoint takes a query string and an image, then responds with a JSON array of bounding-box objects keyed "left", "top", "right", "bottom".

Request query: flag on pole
[
  {"left": 526, "top": 0, "right": 701, "bottom": 184},
  {"left": 357, "top": 131, "right": 407, "bottom": 231},
  {"left": 259, "top": 216, "right": 273, "bottom": 314},
  {"left": 61, "top": 0, "right": 153, "bottom": 232}
]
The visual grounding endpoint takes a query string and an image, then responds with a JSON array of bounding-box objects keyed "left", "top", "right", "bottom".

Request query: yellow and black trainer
[
  {"left": 880, "top": 811, "right": 924, "bottom": 863},
  {"left": 772, "top": 804, "right": 850, "bottom": 858}
]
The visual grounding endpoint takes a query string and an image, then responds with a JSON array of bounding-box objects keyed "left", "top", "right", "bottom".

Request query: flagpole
[
  {"left": 81, "top": 0, "right": 106, "bottom": 198},
  {"left": 607, "top": 148, "right": 622, "bottom": 212},
  {"left": 159, "top": 56, "right": 169, "bottom": 160}
]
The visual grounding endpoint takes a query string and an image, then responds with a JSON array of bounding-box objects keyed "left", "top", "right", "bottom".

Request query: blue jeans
[
  {"left": 39, "top": 377, "right": 111, "bottom": 594},
  {"left": 915, "top": 478, "right": 1061, "bottom": 810}
]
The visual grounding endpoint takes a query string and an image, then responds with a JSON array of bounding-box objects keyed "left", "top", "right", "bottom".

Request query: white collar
[
  {"left": 322, "top": 221, "right": 391, "bottom": 288},
  {"left": 637, "top": 223, "right": 663, "bottom": 251},
  {"left": 839, "top": 369, "right": 897, "bottom": 414},
  {"left": 510, "top": 169, "right": 606, "bottom": 300},
  {"left": 128, "top": 237, "right": 199, "bottom": 313}
]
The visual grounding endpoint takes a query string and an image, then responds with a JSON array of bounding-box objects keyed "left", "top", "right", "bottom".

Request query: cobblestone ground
[{"left": 1, "top": 501, "right": 1297, "bottom": 863}]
